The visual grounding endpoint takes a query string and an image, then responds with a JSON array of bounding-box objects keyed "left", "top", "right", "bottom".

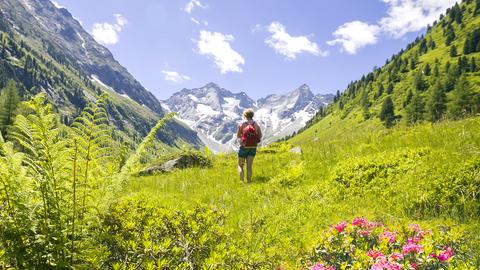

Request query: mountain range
[{"left": 162, "top": 83, "right": 333, "bottom": 152}]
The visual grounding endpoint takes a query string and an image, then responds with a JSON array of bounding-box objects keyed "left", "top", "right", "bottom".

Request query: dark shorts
[{"left": 238, "top": 147, "right": 257, "bottom": 158}]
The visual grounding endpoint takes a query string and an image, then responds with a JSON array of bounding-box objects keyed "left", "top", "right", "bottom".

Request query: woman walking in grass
[{"left": 237, "top": 108, "right": 262, "bottom": 183}]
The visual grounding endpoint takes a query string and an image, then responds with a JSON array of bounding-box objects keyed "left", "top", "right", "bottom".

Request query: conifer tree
[
  {"left": 424, "top": 63, "right": 431, "bottom": 76},
  {"left": 450, "top": 45, "right": 457, "bottom": 57},
  {"left": 427, "top": 80, "right": 447, "bottom": 122},
  {"left": 406, "top": 92, "right": 425, "bottom": 125},
  {"left": 414, "top": 71, "right": 428, "bottom": 92},
  {"left": 379, "top": 96, "right": 396, "bottom": 128},
  {"left": 448, "top": 76, "right": 474, "bottom": 119},
  {"left": 0, "top": 80, "right": 20, "bottom": 137}
]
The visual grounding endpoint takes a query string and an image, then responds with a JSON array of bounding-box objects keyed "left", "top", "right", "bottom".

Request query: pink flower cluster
[
  {"left": 334, "top": 221, "right": 347, "bottom": 233},
  {"left": 380, "top": 230, "right": 396, "bottom": 244},
  {"left": 311, "top": 263, "right": 335, "bottom": 270},
  {"left": 430, "top": 247, "right": 454, "bottom": 262},
  {"left": 310, "top": 219, "right": 456, "bottom": 270},
  {"left": 402, "top": 243, "right": 423, "bottom": 254}
]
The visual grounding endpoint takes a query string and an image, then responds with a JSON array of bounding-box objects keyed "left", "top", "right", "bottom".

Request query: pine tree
[
  {"left": 406, "top": 92, "right": 425, "bottom": 125},
  {"left": 448, "top": 76, "right": 474, "bottom": 119},
  {"left": 379, "top": 96, "right": 396, "bottom": 128},
  {"left": 450, "top": 45, "right": 457, "bottom": 57},
  {"left": 361, "top": 90, "right": 371, "bottom": 120},
  {"left": 414, "top": 71, "right": 428, "bottom": 92},
  {"left": 0, "top": 80, "right": 20, "bottom": 137},
  {"left": 427, "top": 80, "right": 447, "bottom": 122},
  {"left": 404, "top": 89, "right": 413, "bottom": 108},
  {"left": 386, "top": 83, "right": 394, "bottom": 95},
  {"left": 424, "top": 63, "right": 431, "bottom": 76}
]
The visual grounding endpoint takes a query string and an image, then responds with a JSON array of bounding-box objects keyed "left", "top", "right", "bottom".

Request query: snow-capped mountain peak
[{"left": 163, "top": 83, "right": 333, "bottom": 153}]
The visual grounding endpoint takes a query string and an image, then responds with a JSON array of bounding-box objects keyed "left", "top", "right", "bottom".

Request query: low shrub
[{"left": 95, "top": 197, "right": 226, "bottom": 269}]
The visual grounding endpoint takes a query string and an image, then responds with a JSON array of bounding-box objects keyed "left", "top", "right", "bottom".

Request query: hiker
[{"left": 237, "top": 108, "right": 262, "bottom": 183}]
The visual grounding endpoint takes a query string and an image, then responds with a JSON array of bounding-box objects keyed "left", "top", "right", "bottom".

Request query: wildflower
[
  {"left": 367, "top": 250, "right": 384, "bottom": 260},
  {"left": 403, "top": 243, "right": 423, "bottom": 254},
  {"left": 360, "top": 229, "right": 371, "bottom": 236},
  {"left": 368, "top": 221, "right": 384, "bottom": 229},
  {"left": 353, "top": 217, "right": 368, "bottom": 227},
  {"left": 389, "top": 252, "right": 403, "bottom": 261},
  {"left": 407, "top": 236, "right": 422, "bottom": 244},
  {"left": 385, "top": 261, "right": 401, "bottom": 270},
  {"left": 432, "top": 247, "right": 454, "bottom": 262},
  {"left": 408, "top": 224, "right": 421, "bottom": 232},
  {"left": 410, "top": 262, "right": 418, "bottom": 270},
  {"left": 371, "top": 257, "right": 387, "bottom": 270},
  {"left": 311, "top": 263, "right": 335, "bottom": 270},
  {"left": 380, "top": 230, "right": 396, "bottom": 244},
  {"left": 334, "top": 221, "right": 347, "bottom": 233}
]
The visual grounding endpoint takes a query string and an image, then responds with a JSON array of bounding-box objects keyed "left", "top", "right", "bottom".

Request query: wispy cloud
[
  {"left": 91, "top": 14, "right": 128, "bottom": 45},
  {"left": 379, "top": 0, "right": 458, "bottom": 38},
  {"left": 161, "top": 70, "right": 191, "bottom": 83},
  {"left": 196, "top": 30, "right": 245, "bottom": 74},
  {"left": 184, "top": 0, "right": 207, "bottom": 14},
  {"left": 327, "top": 21, "right": 380, "bottom": 55},
  {"left": 265, "top": 21, "right": 327, "bottom": 60},
  {"left": 328, "top": 0, "right": 458, "bottom": 54}
]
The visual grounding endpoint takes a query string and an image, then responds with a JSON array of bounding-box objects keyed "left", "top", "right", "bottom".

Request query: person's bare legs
[
  {"left": 246, "top": 156, "right": 254, "bottom": 183},
  {"left": 238, "top": 157, "right": 246, "bottom": 182}
]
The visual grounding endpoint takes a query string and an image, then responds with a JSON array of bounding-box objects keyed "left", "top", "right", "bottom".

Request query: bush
[
  {"left": 410, "top": 158, "right": 480, "bottom": 219},
  {"left": 96, "top": 197, "right": 227, "bottom": 269},
  {"left": 271, "top": 162, "right": 305, "bottom": 188},
  {"left": 331, "top": 148, "right": 431, "bottom": 194}
]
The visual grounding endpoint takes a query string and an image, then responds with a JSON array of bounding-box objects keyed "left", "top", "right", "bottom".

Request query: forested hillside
[{"left": 302, "top": 0, "right": 480, "bottom": 132}]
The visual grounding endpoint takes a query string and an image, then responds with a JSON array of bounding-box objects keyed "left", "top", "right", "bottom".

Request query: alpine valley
[{"left": 162, "top": 83, "right": 333, "bottom": 152}]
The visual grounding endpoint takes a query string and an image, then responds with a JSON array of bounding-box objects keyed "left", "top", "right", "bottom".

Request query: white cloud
[
  {"left": 196, "top": 30, "right": 245, "bottom": 74},
  {"left": 161, "top": 70, "right": 191, "bottom": 83},
  {"left": 190, "top": 17, "right": 200, "bottom": 25},
  {"left": 327, "top": 21, "right": 380, "bottom": 54},
  {"left": 184, "top": 0, "right": 207, "bottom": 14},
  {"left": 114, "top": 14, "right": 128, "bottom": 27},
  {"left": 91, "top": 14, "right": 128, "bottom": 45},
  {"left": 265, "top": 21, "right": 326, "bottom": 60},
  {"left": 328, "top": 0, "right": 458, "bottom": 54},
  {"left": 380, "top": 0, "right": 458, "bottom": 38}
]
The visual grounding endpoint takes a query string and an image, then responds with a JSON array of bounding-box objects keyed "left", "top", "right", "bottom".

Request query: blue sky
[{"left": 52, "top": 0, "right": 458, "bottom": 100}]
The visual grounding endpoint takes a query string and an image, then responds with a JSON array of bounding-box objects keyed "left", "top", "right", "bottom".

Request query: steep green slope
[{"left": 301, "top": 0, "right": 480, "bottom": 133}]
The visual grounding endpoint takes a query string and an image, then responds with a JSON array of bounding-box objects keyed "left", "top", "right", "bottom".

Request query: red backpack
[{"left": 241, "top": 122, "right": 259, "bottom": 147}]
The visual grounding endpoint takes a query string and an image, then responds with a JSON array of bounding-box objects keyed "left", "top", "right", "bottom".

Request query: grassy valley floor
[{"left": 123, "top": 116, "right": 480, "bottom": 267}]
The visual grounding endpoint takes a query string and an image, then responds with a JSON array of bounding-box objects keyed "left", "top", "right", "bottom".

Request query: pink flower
[
  {"left": 403, "top": 243, "right": 423, "bottom": 254},
  {"left": 408, "top": 224, "right": 422, "bottom": 232},
  {"left": 311, "top": 263, "right": 335, "bottom": 270},
  {"left": 436, "top": 247, "right": 454, "bottom": 262},
  {"left": 367, "top": 250, "right": 384, "bottom": 260},
  {"left": 352, "top": 217, "right": 368, "bottom": 227},
  {"left": 380, "top": 230, "right": 396, "bottom": 244},
  {"left": 389, "top": 252, "right": 404, "bottom": 261},
  {"left": 371, "top": 257, "right": 387, "bottom": 270},
  {"left": 368, "top": 221, "right": 384, "bottom": 229},
  {"left": 410, "top": 262, "right": 418, "bottom": 270},
  {"left": 360, "top": 229, "right": 371, "bottom": 236},
  {"left": 407, "top": 236, "right": 422, "bottom": 244},
  {"left": 334, "top": 221, "right": 347, "bottom": 233},
  {"left": 384, "top": 262, "right": 401, "bottom": 270}
]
